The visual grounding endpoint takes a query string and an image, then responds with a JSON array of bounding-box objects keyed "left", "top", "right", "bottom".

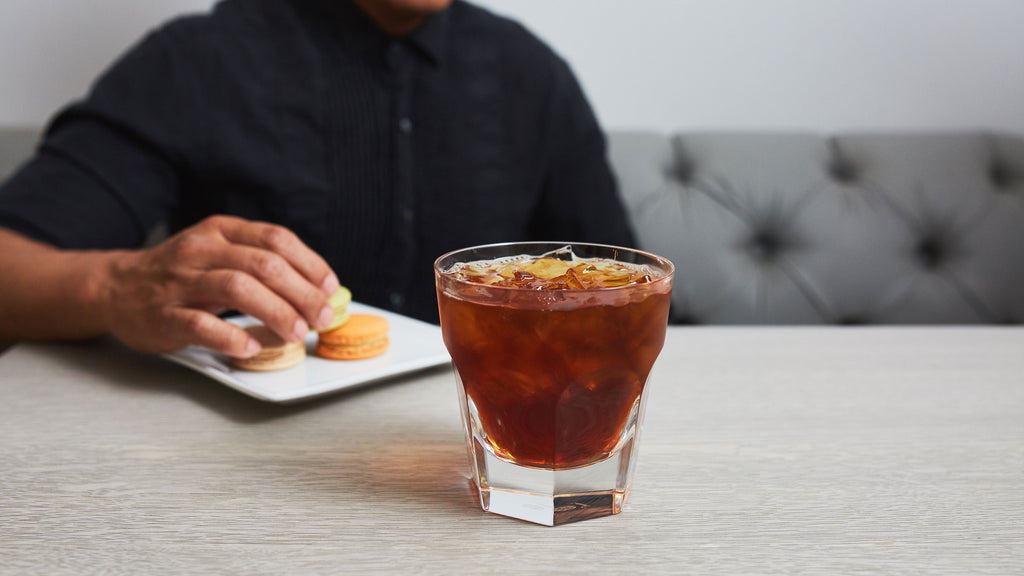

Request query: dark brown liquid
[{"left": 438, "top": 257, "right": 671, "bottom": 469}]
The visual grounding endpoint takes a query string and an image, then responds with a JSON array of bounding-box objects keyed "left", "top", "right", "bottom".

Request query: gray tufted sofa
[
  {"left": 0, "top": 128, "right": 38, "bottom": 185},
  {"left": 3, "top": 128, "right": 1023, "bottom": 324},
  {"left": 608, "top": 131, "right": 1024, "bottom": 324}
]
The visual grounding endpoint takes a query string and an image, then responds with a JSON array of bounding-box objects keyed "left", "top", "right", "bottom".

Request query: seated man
[{"left": 0, "top": 0, "right": 635, "bottom": 358}]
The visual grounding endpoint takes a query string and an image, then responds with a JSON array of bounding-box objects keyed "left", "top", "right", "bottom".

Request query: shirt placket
[{"left": 385, "top": 39, "right": 417, "bottom": 313}]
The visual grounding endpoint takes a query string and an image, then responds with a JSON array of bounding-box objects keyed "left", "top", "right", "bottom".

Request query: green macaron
[{"left": 318, "top": 285, "right": 352, "bottom": 333}]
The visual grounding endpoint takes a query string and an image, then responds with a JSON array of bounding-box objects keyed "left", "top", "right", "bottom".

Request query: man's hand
[
  {"left": 102, "top": 215, "right": 340, "bottom": 357},
  {"left": 0, "top": 216, "right": 339, "bottom": 358}
]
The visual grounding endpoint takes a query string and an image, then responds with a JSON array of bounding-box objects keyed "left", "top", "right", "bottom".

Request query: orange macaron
[{"left": 316, "top": 313, "right": 390, "bottom": 360}]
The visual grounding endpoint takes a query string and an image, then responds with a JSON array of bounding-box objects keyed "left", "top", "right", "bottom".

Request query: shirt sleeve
[
  {"left": 528, "top": 56, "right": 638, "bottom": 249},
  {"left": 0, "top": 24, "right": 190, "bottom": 249}
]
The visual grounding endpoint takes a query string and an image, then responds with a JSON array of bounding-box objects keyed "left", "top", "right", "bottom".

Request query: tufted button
[
  {"left": 826, "top": 138, "right": 858, "bottom": 184},
  {"left": 668, "top": 158, "right": 693, "bottom": 183},
  {"left": 915, "top": 235, "right": 947, "bottom": 270},
  {"left": 747, "top": 230, "right": 783, "bottom": 262},
  {"left": 837, "top": 314, "right": 866, "bottom": 325},
  {"left": 989, "top": 161, "right": 1013, "bottom": 189},
  {"left": 673, "top": 312, "right": 699, "bottom": 325},
  {"left": 827, "top": 159, "right": 858, "bottom": 183},
  {"left": 670, "top": 139, "right": 694, "bottom": 183}
]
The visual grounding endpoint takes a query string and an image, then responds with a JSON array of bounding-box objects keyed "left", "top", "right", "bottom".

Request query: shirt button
[
  {"left": 399, "top": 117, "right": 412, "bottom": 133},
  {"left": 389, "top": 292, "right": 405, "bottom": 308},
  {"left": 402, "top": 208, "right": 414, "bottom": 223},
  {"left": 386, "top": 42, "right": 403, "bottom": 69}
]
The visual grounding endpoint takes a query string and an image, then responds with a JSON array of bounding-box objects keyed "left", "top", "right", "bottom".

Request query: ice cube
[{"left": 519, "top": 257, "right": 571, "bottom": 281}]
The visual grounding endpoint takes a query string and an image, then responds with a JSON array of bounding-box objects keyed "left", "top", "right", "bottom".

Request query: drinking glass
[{"left": 434, "top": 242, "right": 674, "bottom": 525}]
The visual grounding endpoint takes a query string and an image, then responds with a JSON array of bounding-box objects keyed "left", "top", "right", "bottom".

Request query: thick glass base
[
  {"left": 469, "top": 436, "right": 637, "bottom": 526},
  {"left": 456, "top": 369, "right": 648, "bottom": 526}
]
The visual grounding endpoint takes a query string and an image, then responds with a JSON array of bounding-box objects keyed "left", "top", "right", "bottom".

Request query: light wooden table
[{"left": 1, "top": 327, "right": 1022, "bottom": 574}]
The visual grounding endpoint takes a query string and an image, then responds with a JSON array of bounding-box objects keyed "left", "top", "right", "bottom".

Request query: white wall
[
  {"left": 1, "top": 0, "right": 1022, "bottom": 133},
  {"left": 0, "top": 0, "right": 214, "bottom": 128}
]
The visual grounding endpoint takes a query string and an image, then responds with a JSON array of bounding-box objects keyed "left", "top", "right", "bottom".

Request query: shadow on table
[
  {"left": 326, "top": 445, "right": 478, "bottom": 518},
  {"left": 273, "top": 418, "right": 482, "bottom": 519},
  {"left": 10, "top": 338, "right": 484, "bottom": 520},
  {"left": 17, "top": 337, "right": 449, "bottom": 424}
]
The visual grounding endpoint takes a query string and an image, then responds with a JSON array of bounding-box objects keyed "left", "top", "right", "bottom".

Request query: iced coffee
[{"left": 435, "top": 243, "right": 673, "bottom": 525}]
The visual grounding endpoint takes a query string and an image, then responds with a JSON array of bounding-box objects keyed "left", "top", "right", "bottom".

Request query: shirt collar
[
  {"left": 406, "top": 8, "right": 448, "bottom": 67},
  {"left": 310, "top": 0, "right": 449, "bottom": 68}
]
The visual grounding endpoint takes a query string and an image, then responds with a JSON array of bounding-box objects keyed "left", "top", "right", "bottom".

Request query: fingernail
[
  {"left": 321, "top": 273, "right": 340, "bottom": 296},
  {"left": 245, "top": 337, "right": 261, "bottom": 357},
  {"left": 292, "top": 318, "right": 309, "bottom": 342},
  {"left": 317, "top": 305, "right": 335, "bottom": 330}
]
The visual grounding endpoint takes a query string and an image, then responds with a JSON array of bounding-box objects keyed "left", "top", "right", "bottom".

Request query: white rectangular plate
[{"left": 162, "top": 302, "right": 451, "bottom": 403}]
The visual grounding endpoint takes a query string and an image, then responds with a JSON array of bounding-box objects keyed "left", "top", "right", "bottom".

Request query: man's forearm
[
  {"left": 0, "top": 228, "right": 121, "bottom": 341},
  {"left": 2, "top": 216, "right": 340, "bottom": 357}
]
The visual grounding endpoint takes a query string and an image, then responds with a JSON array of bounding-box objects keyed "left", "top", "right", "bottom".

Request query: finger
[
  {"left": 184, "top": 269, "right": 309, "bottom": 344},
  {"left": 196, "top": 244, "right": 335, "bottom": 331},
  {"left": 212, "top": 217, "right": 339, "bottom": 297},
  {"left": 165, "top": 307, "right": 260, "bottom": 358}
]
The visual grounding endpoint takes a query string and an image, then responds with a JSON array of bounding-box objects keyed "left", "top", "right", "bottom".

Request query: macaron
[
  {"left": 230, "top": 324, "right": 306, "bottom": 372},
  {"left": 318, "top": 286, "right": 352, "bottom": 333},
  {"left": 316, "top": 314, "right": 390, "bottom": 360}
]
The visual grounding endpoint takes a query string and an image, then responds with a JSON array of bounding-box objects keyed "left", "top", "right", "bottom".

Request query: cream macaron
[{"left": 230, "top": 324, "right": 306, "bottom": 372}]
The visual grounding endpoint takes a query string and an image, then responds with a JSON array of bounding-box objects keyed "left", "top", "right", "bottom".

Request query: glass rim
[{"left": 433, "top": 240, "right": 674, "bottom": 293}]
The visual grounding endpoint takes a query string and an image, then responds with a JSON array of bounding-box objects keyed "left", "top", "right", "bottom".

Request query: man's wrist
[{"left": 80, "top": 249, "right": 138, "bottom": 336}]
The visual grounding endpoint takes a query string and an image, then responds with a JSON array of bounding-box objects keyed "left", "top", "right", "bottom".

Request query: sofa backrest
[
  {"left": 607, "top": 131, "right": 1024, "bottom": 324},
  {"left": 5, "top": 127, "right": 1023, "bottom": 324},
  {"left": 0, "top": 128, "right": 39, "bottom": 183}
]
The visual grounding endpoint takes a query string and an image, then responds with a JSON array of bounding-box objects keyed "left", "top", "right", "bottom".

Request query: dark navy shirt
[{"left": 0, "top": 0, "right": 635, "bottom": 323}]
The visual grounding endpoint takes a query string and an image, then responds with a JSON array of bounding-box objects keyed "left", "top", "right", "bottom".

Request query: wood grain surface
[{"left": 1, "top": 327, "right": 1022, "bottom": 575}]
